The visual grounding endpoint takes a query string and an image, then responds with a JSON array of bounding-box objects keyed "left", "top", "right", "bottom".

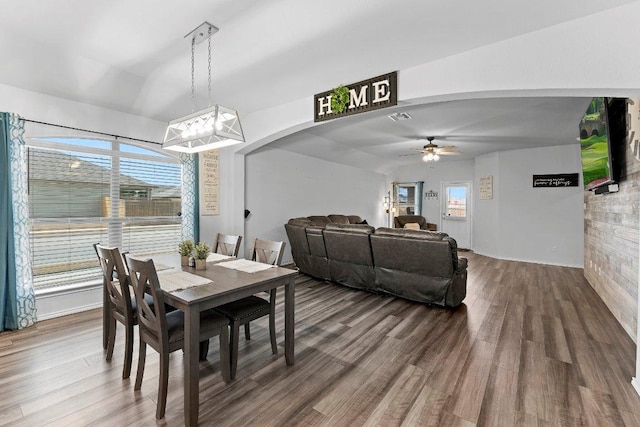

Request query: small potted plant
[
  {"left": 178, "top": 240, "right": 194, "bottom": 266},
  {"left": 194, "top": 242, "right": 210, "bottom": 270}
]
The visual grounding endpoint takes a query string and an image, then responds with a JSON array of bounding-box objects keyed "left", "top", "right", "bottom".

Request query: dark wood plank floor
[{"left": 2, "top": 252, "right": 640, "bottom": 426}]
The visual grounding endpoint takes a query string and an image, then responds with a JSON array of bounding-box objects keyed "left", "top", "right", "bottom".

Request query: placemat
[
  {"left": 207, "top": 253, "right": 234, "bottom": 262},
  {"left": 217, "top": 259, "right": 275, "bottom": 273},
  {"left": 158, "top": 270, "right": 213, "bottom": 293}
]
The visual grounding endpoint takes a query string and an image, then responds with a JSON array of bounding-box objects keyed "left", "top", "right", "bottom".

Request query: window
[
  {"left": 27, "top": 137, "right": 182, "bottom": 291},
  {"left": 393, "top": 182, "right": 421, "bottom": 216},
  {"left": 444, "top": 185, "right": 467, "bottom": 218}
]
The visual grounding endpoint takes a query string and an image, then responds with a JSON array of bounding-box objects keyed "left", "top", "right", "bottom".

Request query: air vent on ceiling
[{"left": 388, "top": 112, "right": 412, "bottom": 122}]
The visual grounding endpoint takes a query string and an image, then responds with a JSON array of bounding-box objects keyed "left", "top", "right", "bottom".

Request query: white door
[{"left": 440, "top": 181, "right": 472, "bottom": 250}]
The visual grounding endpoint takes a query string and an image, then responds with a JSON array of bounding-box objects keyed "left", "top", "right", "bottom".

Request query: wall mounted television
[{"left": 579, "top": 97, "right": 624, "bottom": 191}]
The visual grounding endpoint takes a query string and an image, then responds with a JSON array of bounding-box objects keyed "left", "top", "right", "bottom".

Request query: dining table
[{"left": 152, "top": 253, "right": 298, "bottom": 426}]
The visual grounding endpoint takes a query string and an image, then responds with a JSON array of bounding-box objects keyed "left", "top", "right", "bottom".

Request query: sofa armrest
[{"left": 456, "top": 257, "right": 468, "bottom": 272}]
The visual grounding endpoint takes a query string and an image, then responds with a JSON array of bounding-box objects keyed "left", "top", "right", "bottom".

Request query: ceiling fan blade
[
  {"left": 437, "top": 145, "right": 458, "bottom": 152},
  {"left": 398, "top": 153, "right": 421, "bottom": 157},
  {"left": 438, "top": 151, "right": 462, "bottom": 155}
]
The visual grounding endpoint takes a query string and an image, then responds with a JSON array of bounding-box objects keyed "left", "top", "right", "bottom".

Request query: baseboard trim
[
  {"left": 632, "top": 377, "right": 640, "bottom": 398},
  {"left": 472, "top": 250, "right": 583, "bottom": 269}
]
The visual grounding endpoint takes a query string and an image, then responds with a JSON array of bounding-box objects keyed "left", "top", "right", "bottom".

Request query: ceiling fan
[{"left": 400, "top": 136, "right": 462, "bottom": 162}]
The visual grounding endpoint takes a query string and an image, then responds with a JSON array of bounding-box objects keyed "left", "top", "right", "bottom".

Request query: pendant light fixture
[{"left": 162, "top": 22, "right": 244, "bottom": 153}]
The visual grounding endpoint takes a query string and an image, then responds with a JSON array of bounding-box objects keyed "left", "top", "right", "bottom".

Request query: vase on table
[
  {"left": 195, "top": 259, "right": 206, "bottom": 270},
  {"left": 181, "top": 255, "right": 190, "bottom": 266}
]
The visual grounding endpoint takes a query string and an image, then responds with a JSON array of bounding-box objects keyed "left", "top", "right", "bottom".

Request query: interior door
[{"left": 440, "top": 181, "right": 472, "bottom": 250}]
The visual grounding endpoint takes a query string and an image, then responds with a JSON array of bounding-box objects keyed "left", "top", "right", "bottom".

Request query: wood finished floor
[{"left": 2, "top": 252, "right": 640, "bottom": 426}]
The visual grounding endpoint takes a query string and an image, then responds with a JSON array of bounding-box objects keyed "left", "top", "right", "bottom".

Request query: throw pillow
[
  {"left": 356, "top": 219, "right": 368, "bottom": 225},
  {"left": 404, "top": 223, "right": 421, "bottom": 230}
]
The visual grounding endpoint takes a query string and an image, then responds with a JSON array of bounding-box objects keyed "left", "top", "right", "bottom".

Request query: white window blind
[{"left": 27, "top": 138, "right": 181, "bottom": 291}]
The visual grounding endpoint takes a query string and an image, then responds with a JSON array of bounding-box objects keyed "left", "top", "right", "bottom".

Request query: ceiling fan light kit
[
  {"left": 162, "top": 22, "right": 245, "bottom": 154},
  {"left": 401, "top": 136, "right": 461, "bottom": 162}
]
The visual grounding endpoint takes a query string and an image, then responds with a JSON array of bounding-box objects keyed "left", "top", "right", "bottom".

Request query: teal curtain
[
  {"left": 180, "top": 153, "right": 199, "bottom": 243},
  {"left": 0, "top": 113, "right": 36, "bottom": 331},
  {"left": 416, "top": 181, "right": 424, "bottom": 216}
]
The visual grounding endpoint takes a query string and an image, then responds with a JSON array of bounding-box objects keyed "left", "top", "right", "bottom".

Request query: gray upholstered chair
[
  {"left": 394, "top": 215, "right": 437, "bottom": 231},
  {"left": 214, "top": 238, "right": 286, "bottom": 379}
]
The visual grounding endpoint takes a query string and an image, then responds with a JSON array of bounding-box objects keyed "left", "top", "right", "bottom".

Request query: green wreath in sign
[{"left": 331, "top": 85, "right": 350, "bottom": 113}]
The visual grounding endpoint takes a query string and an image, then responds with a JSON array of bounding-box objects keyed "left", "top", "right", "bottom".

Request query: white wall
[
  {"left": 471, "top": 145, "right": 584, "bottom": 267},
  {"left": 474, "top": 153, "right": 501, "bottom": 256},
  {"left": 245, "top": 147, "right": 387, "bottom": 264},
  {"left": 388, "top": 145, "right": 584, "bottom": 267},
  {"left": 390, "top": 160, "right": 475, "bottom": 230},
  {"left": 0, "top": 83, "right": 166, "bottom": 143},
  {"left": 496, "top": 145, "right": 583, "bottom": 267}
]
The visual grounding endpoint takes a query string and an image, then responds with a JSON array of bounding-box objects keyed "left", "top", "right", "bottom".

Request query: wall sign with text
[
  {"left": 532, "top": 173, "right": 579, "bottom": 188},
  {"left": 479, "top": 175, "right": 493, "bottom": 200},
  {"left": 314, "top": 72, "right": 397, "bottom": 122},
  {"left": 199, "top": 150, "right": 219, "bottom": 215}
]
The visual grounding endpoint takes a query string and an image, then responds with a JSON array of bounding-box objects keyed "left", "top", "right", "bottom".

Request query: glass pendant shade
[{"left": 163, "top": 105, "right": 244, "bottom": 153}]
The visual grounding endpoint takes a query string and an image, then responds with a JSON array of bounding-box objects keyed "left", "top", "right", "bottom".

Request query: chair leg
[
  {"left": 156, "top": 351, "right": 169, "bottom": 419},
  {"left": 230, "top": 322, "right": 240, "bottom": 380},
  {"left": 122, "top": 321, "right": 134, "bottom": 379},
  {"left": 269, "top": 291, "right": 277, "bottom": 355},
  {"left": 106, "top": 317, "right": 116, "bottom": 362},
  {"left": 134, "top": 340, "right": 146, "bottom": 391},
  {"left": 244, "top": 323, "right": 251, "bottom": 340},
  {"left": 199, "top": 340, "right": 210, "bottom": 361},
  {"left": 219, "top": 326, "right": 231, "bottom": 383}
]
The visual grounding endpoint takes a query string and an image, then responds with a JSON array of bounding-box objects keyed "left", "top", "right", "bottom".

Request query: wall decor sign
[
  {"left": 532, "top": 173, "right": 579, "bottom": 188},
  {"left": 479, "top": 175, "right": 493, "bottom": 200},
  {"left": 199, "top": 150, "right": 219, "bottom": 215},
  {"left": 314, "top": 72, "right": 397, "bottom": 122},
  {"left": 424, "top": 189, "right": 439, "bottom": 200}
]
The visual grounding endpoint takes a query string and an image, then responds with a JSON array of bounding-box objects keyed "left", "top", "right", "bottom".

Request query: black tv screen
[{"left": 579, "top": 97, "right": 614, "bottom": 190}]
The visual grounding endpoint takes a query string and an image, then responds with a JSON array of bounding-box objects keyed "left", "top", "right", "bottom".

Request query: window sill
[{"left": 34, "top": 279, "right": 102, "bottom": 297}]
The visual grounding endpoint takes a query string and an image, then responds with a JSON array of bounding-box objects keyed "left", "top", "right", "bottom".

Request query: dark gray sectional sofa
[{"left": 284, "top": 215, "right": 468, "bottom": 307}]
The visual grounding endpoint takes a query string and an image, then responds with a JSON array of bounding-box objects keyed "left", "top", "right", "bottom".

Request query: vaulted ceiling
[{"left": 0, "top": 0, "right": 635, "bottom": 172}]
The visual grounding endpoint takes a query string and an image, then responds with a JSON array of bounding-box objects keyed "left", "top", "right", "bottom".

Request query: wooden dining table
[{"left": 152, "top": 254, "right": 298, "bottom": 426}]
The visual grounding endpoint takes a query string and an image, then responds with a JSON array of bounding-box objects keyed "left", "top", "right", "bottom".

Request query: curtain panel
[
  {"left": 0, "top": 113, "right": 36, "bottom": 331},
  {"left": 180, "top": 153, "right": 199, "bottom": 244}
]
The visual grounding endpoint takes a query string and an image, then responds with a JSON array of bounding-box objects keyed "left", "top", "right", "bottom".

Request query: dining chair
[
  {"left": 125, "top": 255, "right": 231, "bottom": 419},
  {"left": 198, "top": 233, "right": 243, "bottom": 359},
  {"left": 213, "top": 233, "right": 242, "bottom": 257},
  {"left": 214, "top": 238, "right": 286, "bottom": 379},
  {"left": 94, "top": 243, "right": 141, "bottom": 380}
]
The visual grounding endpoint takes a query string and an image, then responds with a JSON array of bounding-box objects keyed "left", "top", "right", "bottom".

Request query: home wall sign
[
  {"left": 314, "top": 72, "right": 397, "bottom": 122},
  {"left": 199, "top": 150, "right": 219, "bottom": 215},
  {"left": 532, "top": 173, "right": 579, "bottom": 188}
]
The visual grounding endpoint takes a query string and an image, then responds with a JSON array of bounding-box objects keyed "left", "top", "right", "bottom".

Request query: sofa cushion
[
  {"left": 327, "top": 214, "right": 350, "bottom": 224},
  {"left": 374, "top": 227, "right": 447, "bottom": 241},
  {"left": 287, "top": 217, "right": 312, "bottom": 227},
  {"left": 403, "top": 223, "right": 420, "bottom": 230},
  {"left": 325, "top": 223, "right": 375, "bottom": 234},
  {"left": 347, "top": 215, "right": 364, "bottom": 224},
  {"left": 307, "top": 216, "right": 332, "bottom": 226}
]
